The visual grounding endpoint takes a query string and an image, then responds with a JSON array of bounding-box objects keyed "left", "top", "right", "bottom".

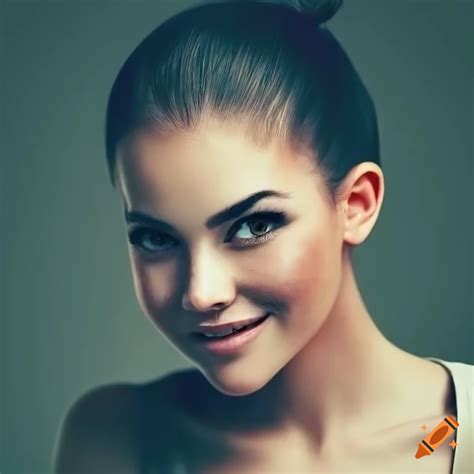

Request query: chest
[
  {"left": 140, "top": 370, "right": 457, "bottom": 474},
  {"left": 142, "top": 416, "right": 456, "bottom": 474}
]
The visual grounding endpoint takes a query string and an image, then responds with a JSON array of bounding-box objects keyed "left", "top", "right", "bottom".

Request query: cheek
[
  {"left": 293, "top": 234, "right": 338, "bottom": 294},
  {"left": 128, "top": 250, "right": 177, "bottom": 322},
  {"left": 247, "top": 226, "right": 341, "bottom": 327}
]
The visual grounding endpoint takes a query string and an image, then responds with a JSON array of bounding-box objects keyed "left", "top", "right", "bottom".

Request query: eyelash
[{"left": 127, "top": 207, "right": 287, "bottom": 256}]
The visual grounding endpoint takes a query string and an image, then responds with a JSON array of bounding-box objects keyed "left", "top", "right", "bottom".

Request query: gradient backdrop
[{"left": 1, "top": 0, "right": 473, "bottom": 472}]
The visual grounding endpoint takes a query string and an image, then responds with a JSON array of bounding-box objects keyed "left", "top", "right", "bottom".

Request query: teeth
[
  {"left": 202, "top": 327, "right": 235, "bottom": 337},
  {"left": 233, "top": 323, "right": 246, "bottom": 331},
  {"left": 201, "top": 314, "right": 268, "bottom": 338},
  {"left": 202, "top": 323, "right": 251, "bottom": 338}
]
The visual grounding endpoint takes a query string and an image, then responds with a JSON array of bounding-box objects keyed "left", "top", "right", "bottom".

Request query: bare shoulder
[
  {"left": 53, "top": 382, "right": 143, "bottom": 473},
  {"left": 140, "top": 368, "right": 210, "bottom": 423},
  {"left": 53, "top": 370, "right": 201, "bottom": 473}
]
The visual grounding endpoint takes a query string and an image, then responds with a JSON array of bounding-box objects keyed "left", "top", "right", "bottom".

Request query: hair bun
[
  {"left": 294, "top": 0, "right": 343, "bottom": 24},
  {"left": 208, "top": 0, "right": 343, "bottom": 26}
]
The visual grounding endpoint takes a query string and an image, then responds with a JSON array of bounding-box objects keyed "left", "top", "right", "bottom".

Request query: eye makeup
[{"left": 127, "top": 206, "right": 289, "bottom": 255}]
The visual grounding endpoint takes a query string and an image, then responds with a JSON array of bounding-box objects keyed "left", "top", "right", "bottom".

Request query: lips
[
  {"left": 194, "top": 313, "right": 271, "bottom": 353},
  {"left": 194, "top": 313, "right": 270, "bottom": 335}
]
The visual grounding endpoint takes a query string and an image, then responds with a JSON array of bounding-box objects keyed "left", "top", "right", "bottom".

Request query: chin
[{"left": 203, "top": 368, "right": 270, "bottom": 397}]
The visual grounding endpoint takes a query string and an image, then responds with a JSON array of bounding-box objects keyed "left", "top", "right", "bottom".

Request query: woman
[{"left": 54, "top": 0, "right": 473, "bottom": 472}]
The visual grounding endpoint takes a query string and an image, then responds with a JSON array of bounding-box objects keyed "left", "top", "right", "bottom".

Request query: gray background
[{"left": 1, "top": 0, "right": 473, "bottom": 472}]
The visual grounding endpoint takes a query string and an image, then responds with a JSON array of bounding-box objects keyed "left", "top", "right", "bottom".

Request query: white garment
[{"left": 426, "top": 357, "right": 474, "bottom": 474}]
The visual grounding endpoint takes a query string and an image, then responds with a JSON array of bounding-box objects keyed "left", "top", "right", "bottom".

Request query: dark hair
[{"left": 105, "top": 0, "right": 380, "bottom": 208}]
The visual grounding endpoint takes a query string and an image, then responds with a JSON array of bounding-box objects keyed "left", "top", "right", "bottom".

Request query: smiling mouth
[
  {"left": 194, "top": 313, "right": 271, "bottom": 340},
  {"left": 196, "top": 313, "right": 269, "bottom": 335}
]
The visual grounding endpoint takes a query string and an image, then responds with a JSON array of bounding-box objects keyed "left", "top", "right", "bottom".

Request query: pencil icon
[{"left": 415, "top": 416, "right": 459, "bottom": 459}]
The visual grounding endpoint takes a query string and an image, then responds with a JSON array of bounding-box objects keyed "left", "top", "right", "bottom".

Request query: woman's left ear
[{"left": 336, "top": 162, "right": 385, "bottom": 247}]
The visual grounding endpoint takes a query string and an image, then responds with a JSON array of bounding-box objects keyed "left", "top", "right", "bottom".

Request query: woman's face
[{"left": 116, "top": 120, "right": 346, "bottom": 396}]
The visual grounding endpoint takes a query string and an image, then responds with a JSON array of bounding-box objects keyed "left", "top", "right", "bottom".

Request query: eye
[
  {"left": 128, "top": 228, "right": 176, "bottom": 255},
  {"left": 127, "top": 207, "right": 288, "bottom": 255},
  {"left": 224, "top": 208, "right": 287, "bottom": 246}
]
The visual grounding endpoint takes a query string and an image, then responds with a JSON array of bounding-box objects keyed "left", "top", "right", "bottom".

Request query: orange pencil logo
[{"left": 415, "top": 416, "right": 459, "bottom": 459}]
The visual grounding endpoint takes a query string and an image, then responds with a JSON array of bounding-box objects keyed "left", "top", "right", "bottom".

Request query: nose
[{"left": 181, "top": 247, "right": 235, "bottom": 313}]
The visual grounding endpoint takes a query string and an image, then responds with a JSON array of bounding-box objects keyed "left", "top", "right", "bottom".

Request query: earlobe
[{"left": 341, "top": 204, "right": 365, "bottom": 247}]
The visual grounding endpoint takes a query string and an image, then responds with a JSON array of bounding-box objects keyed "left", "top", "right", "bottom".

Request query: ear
[{"left": 336, "top": 162, "right": 385, "bottom": 247}]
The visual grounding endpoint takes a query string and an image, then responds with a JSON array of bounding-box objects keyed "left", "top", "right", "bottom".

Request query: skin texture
[{"left": 115, "top": 117, "right": 455, "bottom": 471}]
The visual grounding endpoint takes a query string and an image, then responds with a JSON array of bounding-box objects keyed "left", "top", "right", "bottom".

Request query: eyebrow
[{"left": 124, "top": 190, "right": 293, "bottom": 230}]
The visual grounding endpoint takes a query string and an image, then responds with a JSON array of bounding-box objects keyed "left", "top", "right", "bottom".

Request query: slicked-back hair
[{"left": 105, "top": 0, "right": 380, "bottom": 208}]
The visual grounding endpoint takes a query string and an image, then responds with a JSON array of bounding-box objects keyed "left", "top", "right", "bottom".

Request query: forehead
[{"left": 116, "top": 121, "right": 323, "bottom": 214}]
